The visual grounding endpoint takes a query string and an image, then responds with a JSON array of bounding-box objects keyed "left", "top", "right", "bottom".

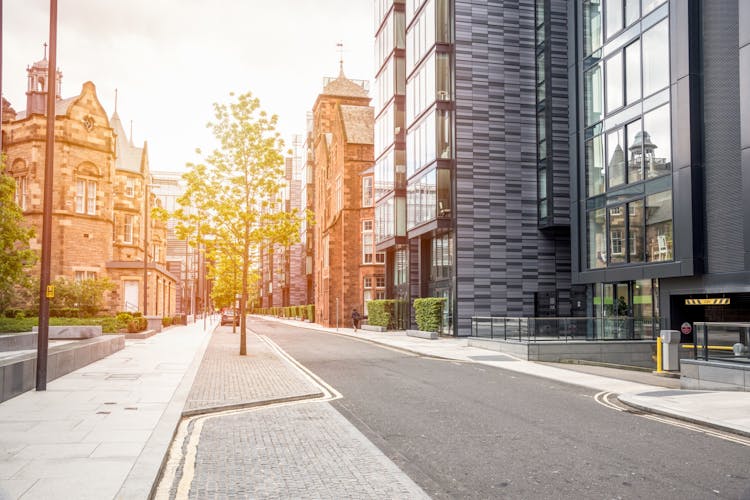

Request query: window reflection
[
  {"left": 626, "top": 118, "right": 643, "bottom": 183},
  {"left": 431, "top": 234, "right": 453, "bottom": 281},
  {"left": 642, "top": 19, "right": 669, "bottom": 97},
  {"left": 604, "top": 0, "right": 623, "bottom": 39},
  {"left": 625, "top": 40, "right": 641, "bottom": 104},
  {"left": 437, "top": 169, "right": 451, "bottom": 218},
  {"left": 609, "top": 205, "right": 626, "bottom": 264},
  {"left": 583, "top": 0, "right": 603, "bottom": 56},
  {"left": 646, "top": 191, "right": 672, "bottom": 261},
  {"left": 628, "top": 199, "right": 644, "bottom": 262},
  {"left": 605, "top": 52, "right": 623, "bottom": 112},
  {"left": 407, "top": 168, "right": 437, "bottom": 228},
  {"left": 586, "top": 134, "right": 605, "bottom": 197},
  {"left": 588, "top": 208, "right": 607, "bottom": 268},
  {"left": 607, "top": 128, "right": 625, "bottom": 187},
  {"left": 643, "top": 104, "right": 671, "bottom": 179},
  {"left": 584, "top": 64, "right": 603, "bottom": 126}
]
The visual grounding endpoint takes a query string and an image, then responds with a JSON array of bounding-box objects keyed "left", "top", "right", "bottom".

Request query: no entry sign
[{"left": 681, "top": 322, "right": 692, "bottom": 335}]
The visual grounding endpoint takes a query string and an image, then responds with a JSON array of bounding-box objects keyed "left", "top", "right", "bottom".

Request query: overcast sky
[{"left": 2, "top": 0, "right": 374, "bottom": 171}]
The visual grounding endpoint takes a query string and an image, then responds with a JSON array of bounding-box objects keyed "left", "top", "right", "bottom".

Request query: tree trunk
[{"left": 240, "top": 223, "right": 249, "bottom": 355}]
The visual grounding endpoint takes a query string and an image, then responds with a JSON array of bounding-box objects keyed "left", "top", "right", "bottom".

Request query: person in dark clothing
[{"left": 351, "top": 308, "right": 361, "bottom": 331}]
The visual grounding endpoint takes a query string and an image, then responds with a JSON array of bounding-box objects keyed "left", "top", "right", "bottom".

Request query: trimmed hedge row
[
  {"left": 413, "top": 297, "right": 446, "bottom": 333},
  {"left": 253, "top": 305, "right": 315, "bottom": 322}
]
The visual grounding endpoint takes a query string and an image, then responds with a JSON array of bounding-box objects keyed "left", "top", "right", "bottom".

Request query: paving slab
[{"left": 0, "top": 321, "right": 212, "bottom": 500}]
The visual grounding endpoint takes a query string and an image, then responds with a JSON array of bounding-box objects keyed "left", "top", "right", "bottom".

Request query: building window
[
  {"left": 124, "top": 215, "right": 134, "bottom": 244},
  {"left": 75, "top": 270, "right": 98, "bottom": 282},
  {"left": 376, "top": 276, "right": 385, "bottom": 288},
  {"left": 587, "top": 208, "right": 607, "bottom": 269},
  {"left": 75, "top": 179, "right": 97, "bottom": 215},
  {"left": 583, "top": 0, "right": 603, "bottom": 56},
  {"left": 364, "top": 277, "right": 373, "bottom": 289},
  {"left": 14, "top": 176, "right": 28, "bottom": 210},
  {"left": 376, "top": 252, "right": 385, "bottom": 264},
  {"left": 362, "top": 176, "right": 374, "bottom": 207},
  {"left": 586, "top": 135, "right": 605, "bottom": 197},
  {"left": 394, "top": 248, "right": 408, "bottom": 285},
  {"left": 584, "top": 64, "right": 603, "bottom": 126},
  {"left": 125, "top": 179, "right": 135, "bottom": 197},
  {"left": 642, "top": 104, "right": 672, "bottom": 179},
  {"left": 363, "top": 220, "right": 374, "bottom": 263},
  {"left": 407, "top": 168, "right": 437, "bottom": 229},
  {"left": 430, "top": 234, "right": 453, "bottom": 281},
  {"left": 323, "top": 234, "right": 329, "bottom": 269},
  {"left": 642, "top": 19, "right": 669, "bottom": 97},
  {"left": 646, "top": 190, "right": 672, "bottom": 261}
]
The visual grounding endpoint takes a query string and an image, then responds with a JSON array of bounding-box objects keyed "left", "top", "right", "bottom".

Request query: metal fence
[
  {"left": 470, "top": 317, "right": 663, "bottom": 342},
  {"left": 692, "top": 322, "right": 750, "bottom": 363}
]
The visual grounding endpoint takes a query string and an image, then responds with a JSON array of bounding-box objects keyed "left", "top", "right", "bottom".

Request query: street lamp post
[
  {"left": 35, "top": 0, "right": 58, "bottom": 392},
  {"left": 143, "top": 178, "right": 149, "bottom": 316}
]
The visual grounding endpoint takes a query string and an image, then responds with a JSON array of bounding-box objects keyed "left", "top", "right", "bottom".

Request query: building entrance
[{"left": 669, "top": 293, "right": 750, "bottom": 343}]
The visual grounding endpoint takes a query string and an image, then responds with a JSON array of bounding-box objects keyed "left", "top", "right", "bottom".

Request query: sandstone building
[
  {"left": 1, "top": 55, "right": 176, "bottom": 315},
  {"left": 311, "top": 67, "right": 384, "bottom": 327}
]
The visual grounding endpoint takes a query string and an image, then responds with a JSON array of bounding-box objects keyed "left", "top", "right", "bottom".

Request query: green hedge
[
  {"left": 366, "top": 300, "right": 400, "bottom": 329},
  {"left": 0, "top": 316, "right": 132, "bottom": 334},
  {"left": 413, "top": 297, "right": 446, "bottom": 333}
]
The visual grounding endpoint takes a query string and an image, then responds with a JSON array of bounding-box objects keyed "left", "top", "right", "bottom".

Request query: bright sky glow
[{"left": 2, "top": 0, "right": 374, "bottom": 171}]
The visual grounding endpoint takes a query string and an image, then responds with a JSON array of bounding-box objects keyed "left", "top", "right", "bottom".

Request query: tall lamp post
[{"left": 143, "top": 178, "right": 150, "bottom": 315}]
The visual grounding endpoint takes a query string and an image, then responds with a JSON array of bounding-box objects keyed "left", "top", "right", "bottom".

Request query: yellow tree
[{"left": 178, "top": 92, "right": 304, "bottom": 355}]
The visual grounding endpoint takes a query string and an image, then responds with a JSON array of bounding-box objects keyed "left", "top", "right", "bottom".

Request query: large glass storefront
[{"left": 592, "top": 279, "right": 661, "bottom": 339}]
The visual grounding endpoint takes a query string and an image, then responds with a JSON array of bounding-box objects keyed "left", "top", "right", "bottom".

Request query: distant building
[
  {"left": 310, "top": 66, "right": 384, "bottom": 327},
  {"left": 1, "top": 53, "right": 177, "bottom": 315}
]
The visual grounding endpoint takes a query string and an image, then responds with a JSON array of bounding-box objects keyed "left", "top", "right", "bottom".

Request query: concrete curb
[
  {"left": 617, "top": 393, "right": 750, "bottom": 439},
  {"left": 181, "top": 392, "right": 325, "bottom": 418}
]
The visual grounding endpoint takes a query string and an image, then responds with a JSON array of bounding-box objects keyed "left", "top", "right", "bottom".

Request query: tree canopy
[
  {"left": 0, "top": 157, "right": 37, "bottom": 312},
  {"left": 175, "top": 92, "right": 306, "bottom": 354}
]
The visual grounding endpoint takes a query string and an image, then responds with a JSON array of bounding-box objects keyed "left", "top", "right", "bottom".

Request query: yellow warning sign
[
  {"left": 685, "top": 298, "right": 730, "bottom": 305},
  {"left": 46, "top": 285, "right": 55, "bottom": 299}
]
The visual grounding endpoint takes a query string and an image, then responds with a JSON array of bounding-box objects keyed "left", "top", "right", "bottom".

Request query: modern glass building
[
  {"left": 375, "top": 0, "right": 577, "bottom": 336},
  {"left": 571, "top": 0, "right": 750, "bottom": 331}
]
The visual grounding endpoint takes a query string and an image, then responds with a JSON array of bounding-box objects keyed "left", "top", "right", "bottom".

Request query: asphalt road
[{"left": 253, "top": 318, "right": 750, "bottom": 500}]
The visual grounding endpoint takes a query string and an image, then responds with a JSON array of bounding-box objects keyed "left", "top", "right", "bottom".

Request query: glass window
[
  {"left": 437, "top": 168, "right": 451, "bottom": 217},
  {"left": 87, "top": 181, "right": 97, "bottom": 215},
  {"left": 362, "top": 176, "right": 373, "bottom": 207},
  {"left": 14, "top": 176, "right": 28, "bottom": 210},
  {"left": 606, "top": 128, "right": 626, "bottom": 187},
  {"left": 395, "top": 248, "right": 408, "bottom": 285},
  {"left": 584, "top": 64, "right": 603, "bottom": 126},
  {"left": 626, "top": 118, "right": 643, "bottom": 183},
  {"left": 375, "top": 149, "right": 394, "bottom": 200},
  {"left": 642, "top": 0, "right": 666, "bottom": 16},
  {"left": 605, "top": 52, "right": 623, "bottom": 113},
  {"left": 642, "top": 104, "right": 671, "bottom": 179},
  {"left": 605, "top": 0, "right": 623, "bottom": 39},
  {"left": 436, "top": 109, "right": 452, "bottom": 159},
  {"left": 538, "top": 167, "right": 548, "bottom": 219},
  {"left": 625, "top": 40, "right": 641, "bottom": 104},
  {"left": 587, "top": 208, "right": 607, "bottom": 269},
  {"left": 376, "top": 197, "right": 395, "bottom": 242},
  {"left": 586, "top": 134, "right": 605, "bottom": 197},
  {"left": 430, "top": 234, "right": 453, "bottom": 281},
  {"left": 407, "top": 168, "right": 437, "bottom": 229},
  {"left": 76, "top": 179, "right": 86, "bottom": 213},
  {"left": 376, "top": 276, "right": 386, "bottom": 288},
  {"left": 628, "top": 199, "right": 644, "bottom": 262},
  {"left": 436, "top": 52, "right": 451, "bottom": 102},
  {"left": 609, "top": 205, "right": 626, "bottom": 264},
  {"left": 646, "top": 190, "right": 672, "bottom": 261},
  {"left": 583, "top": 0, "right": 603, "bottom": 56},
  {"left": 364, "top": 277, "right": 372, "bottom": 289},
  {"left": 537, "top": 111, "right": 547, "bottom": 160},
  {"left": 124, "top": 214, "right": 133, "bottom": 244},
  {"left": 642, "top": 19, "right": 669, "bottom": 97},
  {"left": 406, "top": 109, "right": 437, "bottom": 177},
  {"left": 625, "top": 0, "right": 639, "bottom": 26}
]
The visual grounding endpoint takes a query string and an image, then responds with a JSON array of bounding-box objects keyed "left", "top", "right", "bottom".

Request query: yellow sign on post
[{"left": 46, "top": 285, "right": 55, "bottom": 299}]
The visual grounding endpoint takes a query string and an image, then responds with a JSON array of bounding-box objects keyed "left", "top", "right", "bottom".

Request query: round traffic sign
[{"left": 681, "top": 322, "right": 692, "bottom": 335}]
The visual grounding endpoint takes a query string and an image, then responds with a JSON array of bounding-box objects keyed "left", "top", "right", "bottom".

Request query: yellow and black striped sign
[{"left": 685, "top": 298, "right": 730, "bottom": 305}]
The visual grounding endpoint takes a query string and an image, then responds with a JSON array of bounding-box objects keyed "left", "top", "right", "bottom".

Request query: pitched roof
[
  {"left": 15, "top": 95, "right": 76, "bottom": 120},
  {"left": 340, "top": 105, "right": 374, "bottom": 145},
  {"left": 322, "top": 73, "right": 369, "bottom": 99},
  {"left": 110, "top": 111, "right": 144, "bottom": 173}
]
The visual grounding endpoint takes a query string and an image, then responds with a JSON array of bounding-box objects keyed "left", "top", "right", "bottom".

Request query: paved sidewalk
[
  {"left": 157, "top": 327, "right": 428, "bottom": 499},
  {"left": 183, "top": 330, "right": 320, "bottom": 415},
  {"left": 264, "top": 316, "right": 750, "bottom": 438},
  {"left": 0, "top": 320, "right": 213, "bottom": 500}
]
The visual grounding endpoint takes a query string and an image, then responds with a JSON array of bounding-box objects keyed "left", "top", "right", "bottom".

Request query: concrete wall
[
  {"left": 680, "top": 359, "right": 750, "bottom": 391},
  {"left": 468, "top": 338, "right": 656, "bottom": 368},
  {"left": 0, "top": 335, "right": 124, "bottom": 403}
]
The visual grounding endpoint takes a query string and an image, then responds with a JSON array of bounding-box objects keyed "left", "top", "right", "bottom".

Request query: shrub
[
  {"left": 306, "top": 304, "right": 315, "bottom": 322},
  {"left": 413, "top": 297, "right": 446, "bottom": 333},
  {"left": 366, "top": 300, "right": 398, "bottom": 329},
  {"left": 162, "top": 316, "right": 173, "bottom": 327}
]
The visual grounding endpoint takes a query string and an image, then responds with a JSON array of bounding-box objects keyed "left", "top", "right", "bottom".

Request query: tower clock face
[{"left": 82, "top": 116, "right": 94, "bottom": 131}]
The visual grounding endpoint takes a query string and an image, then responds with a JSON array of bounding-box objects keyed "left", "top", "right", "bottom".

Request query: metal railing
[
  {"left": 692, "top": 322, "right": 750, "bottom": 363},
  {"left": 470, "top": 317, "right": 663, "bottom": 342}
]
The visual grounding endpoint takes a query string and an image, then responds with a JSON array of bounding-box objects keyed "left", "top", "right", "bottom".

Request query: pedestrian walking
[{"left": 351, "top": 308, "right": 361, "bottom": 331}]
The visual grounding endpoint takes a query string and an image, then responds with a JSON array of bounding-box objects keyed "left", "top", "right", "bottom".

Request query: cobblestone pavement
[
  {"left": 188, "top": 402, "right": 429, "bottom": 499},
  {"left": 183, "top": 330, "right": 321, "bottom": 414}
]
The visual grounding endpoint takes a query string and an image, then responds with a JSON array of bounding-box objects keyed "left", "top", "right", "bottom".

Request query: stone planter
[
  {"left": 362, "top": 324, "right": 387, "bottom": 332},
  {"left": 145, "top": 316, "right": 163, "bottom": 333},
  {"left": 32, "top": 325, "right": 102, "bottom": 339},
  {"left": 406, "top": 329, "right": 438, "bottom": 340}
]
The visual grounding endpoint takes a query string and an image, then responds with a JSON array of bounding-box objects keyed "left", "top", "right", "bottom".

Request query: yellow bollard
[{"left": 655, "top": 336, "right": 663, "bottom": 373}]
